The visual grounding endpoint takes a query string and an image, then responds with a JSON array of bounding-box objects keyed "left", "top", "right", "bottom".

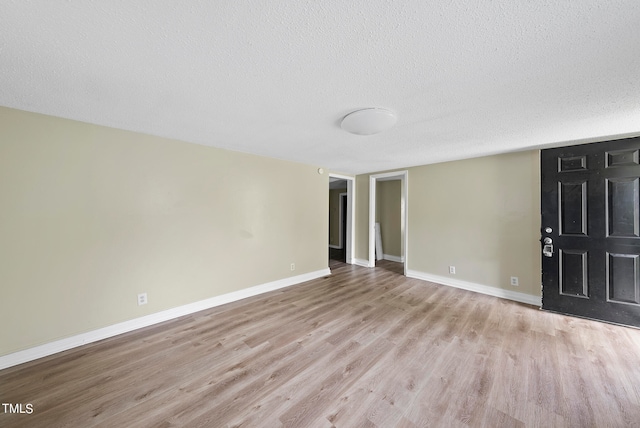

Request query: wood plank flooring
[{"left": 2, "top": 261, "right": 640, "bottom": 427}]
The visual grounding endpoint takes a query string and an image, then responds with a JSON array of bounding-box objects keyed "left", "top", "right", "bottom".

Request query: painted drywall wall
[
  {"left": 0, "top": 107, "right": 328, "bottom": 356},
  {"left": 375, "top": 180, "right": 401, "bottom": 258},
  {"left": 328, "top": 188, "right": 346, "bottom": 247},
  {"left": 355, "top": 174, "right": 370, "bottom": 264},
  {"left": 355, "top": 151, "right": 541, "bottom": 297}
]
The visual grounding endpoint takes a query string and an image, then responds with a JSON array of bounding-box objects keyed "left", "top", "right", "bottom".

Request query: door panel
[
  {"left": 606, "top": 177, "right": 640, "bottom": 237},
  {"left": 541, "top": 136, "right": 640, "bottom": 327},
  {"left": 559, "top": 249, "right": 588, "bottom": 297},
  {"left": 559, "top": 181, "right": 587, "bottom": 235},
  {"left": 607, "top": 253, "right": 640, "bottom": 304}
]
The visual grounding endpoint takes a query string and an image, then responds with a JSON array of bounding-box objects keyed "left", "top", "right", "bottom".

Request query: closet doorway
[{"left": 369, "top": 171, "right": 408, "bottom": 275}]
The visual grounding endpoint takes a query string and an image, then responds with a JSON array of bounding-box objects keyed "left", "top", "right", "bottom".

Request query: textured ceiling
[{"left": 1, "top": 1, "right": 639, "bottom": 174}]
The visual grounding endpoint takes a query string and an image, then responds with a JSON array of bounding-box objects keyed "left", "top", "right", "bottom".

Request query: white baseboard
[
  {"left": 353, "top": 256, "right": 405, "bottom": 266},
  {"left": 353, "top": 258, "right": 371, "bottom": 268},
  {"left": 406, "top": 269, "right": 541, "bottom": 307},
  {"left": 383, "top": 254, "right": 404, "bottom": 263},
  {"left": 0, "top": 268, "right": 331, "bottom": 371}
]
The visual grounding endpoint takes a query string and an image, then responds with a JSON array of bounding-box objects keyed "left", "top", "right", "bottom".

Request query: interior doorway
[
  {"left": 369, "top": 171, "right": 408, "bottom": 275},
  {"left": 328, "top": 174, "right": 354, "bottom": 266}
]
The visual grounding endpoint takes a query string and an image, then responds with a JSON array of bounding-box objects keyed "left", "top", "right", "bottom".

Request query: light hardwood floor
[{"left": 2, "top": 261, "right": 640, "bottom": 427}]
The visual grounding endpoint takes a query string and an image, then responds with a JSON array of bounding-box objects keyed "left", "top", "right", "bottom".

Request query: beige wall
[
  {"left": 355, "top": 151, "right": 541, "bottom": 297},
  {"left": 0, "top": 107, "right": 328, "bottom": 356},
  {"left": 328, "top": 188, "right": 347, "bottom": 247},
  {"left": 355, "top": 175, "right": 370, "bottom": 262},
  {"left": 375, "top": 180, "right": 401, "bottom": 258}
]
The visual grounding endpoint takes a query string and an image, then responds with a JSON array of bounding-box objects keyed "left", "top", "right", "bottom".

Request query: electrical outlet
[
  {"left": 449, "top": 266, "right": 456, "bottom": 274},
  {"left": 510, "top": 276, "right": 519, "bottom": 286},
  {"left": 137, "top": 293, "right": 148, "bottom": 306},
  {"left": 290, "top": 263, "right": 295, "bottom": 271}
]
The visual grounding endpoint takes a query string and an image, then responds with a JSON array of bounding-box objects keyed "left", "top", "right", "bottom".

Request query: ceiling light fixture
[{"left": 341, "top": 108, "right": 397, "bottom": 135}]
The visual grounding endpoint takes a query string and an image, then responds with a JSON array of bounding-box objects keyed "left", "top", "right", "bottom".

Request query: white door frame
[
  {"left": 369, "top": 171, "right": 408, "bottom": 275},
  {"left": 338, "top": 192, "right": 348, "bottom": 249},
  {"left": 329, "top": 173, "right": 355, "bottom": 264}
]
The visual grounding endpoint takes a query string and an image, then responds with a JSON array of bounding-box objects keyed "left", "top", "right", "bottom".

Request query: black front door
[{"left": 541, "top": 136, "right": 640, "bottom": 327}]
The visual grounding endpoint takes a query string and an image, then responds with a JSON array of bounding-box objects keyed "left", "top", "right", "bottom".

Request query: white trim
[
  {"left": 337, "top": 192, "right": 347, "bottom": 249},
  {"left": 329, "top": 173, "right": 355, "bottom": 264},
  {"left": 383, "top": 254, "right": 405, "bottom": 263},
  {"left": 327, "top": 173, "right": 354, "bottom": 181},
  {"left": 369, "top": 171, "right": 409, "bottom": 275},
  {"left": 329, "top": 192, "right": 348, "bottom": 249},
  {"left": 406, "top": 269, "right": 542, "bottom": 307},
  {"left": 353, "top": 258, "right": 371, "bottom": 267},
  {"left": 346, "top": 180, "right": 354, "bottom": 264},
  {"left": 0, "top": 268, "right": 331, "bottom": 370}
]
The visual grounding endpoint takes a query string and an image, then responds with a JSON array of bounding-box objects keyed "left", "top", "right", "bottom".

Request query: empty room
[{"left": 2, "top": 1, "right": 640, "bottom": 427}]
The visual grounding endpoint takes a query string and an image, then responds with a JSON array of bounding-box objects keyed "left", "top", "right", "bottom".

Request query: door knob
[{"left": 543, "top": 244, "right": 554, "bottom": 257}]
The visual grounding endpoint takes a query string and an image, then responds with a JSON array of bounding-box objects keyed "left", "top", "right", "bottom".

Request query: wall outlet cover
[{"left": 137, "top": 293, "right": 148, "bottom": 305}]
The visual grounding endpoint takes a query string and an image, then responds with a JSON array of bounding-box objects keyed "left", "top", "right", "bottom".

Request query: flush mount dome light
[{"left": 341, "top": 108, "right": 397, "bottom": 135}]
